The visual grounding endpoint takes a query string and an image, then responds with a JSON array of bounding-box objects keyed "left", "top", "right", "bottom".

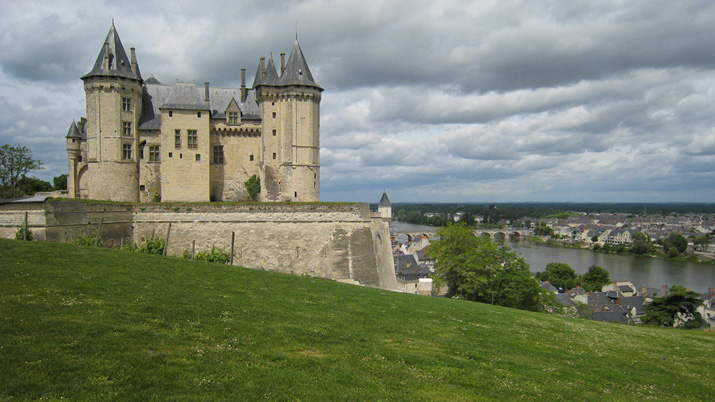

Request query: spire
[
  {"left": 278, "top": 40, "right": 322, "bottom": 89},
  {"left": 252, "top": 56, "right": 266, "bottom": 88},
  {"left": 82, "top": 22, "right": 142, "bottom": 81},
  {"left": 66, "top": 120, "right": 81, "bottom": 139},
  {"left": 263, "top": 55, "right": 280, "bottom": 85},
  {"left": 378, "top": 191, "right": 391, "bottom": 207}
]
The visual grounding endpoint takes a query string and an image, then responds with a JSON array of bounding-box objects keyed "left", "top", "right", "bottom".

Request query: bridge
[{"left": 391, "top": 228, "right": 533, "bottom": 242}]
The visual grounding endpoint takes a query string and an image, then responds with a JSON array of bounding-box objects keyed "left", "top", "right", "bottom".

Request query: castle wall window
[
  {"left": 228, "top": 112, "right": 238, "bottom": 125},
  {"left": 272, "top": 129, "right": 276, "bottom": 136},
  {"left": 197, "top": 111, "right": 202, "bottom": 118},
  {"left": 122, "top": 122, "right": 132, "bottom": 136},
  {"left": 169, "top": 111, "right": 173, "bottom": 117},
  {"left": 195, "top": 154, "right": 201, "bottom": 161},
  {"left": 272, "top": 152, "right": 276, "bottom": 160},
  {"left": 149, "top": 145, "right": 160, "bottom": 162},
  {"left": 212, "top": 145, "right": 224, "bottom": 164},
  {"left": 250, "top": 155, "right": 254, "bottom": 161},
  {"left": 272, "top": 112, "right": 276, "bottom": 118},
  {"left": 187, "top": 130, "right": 198, "bottom": 149},
  {"left": 122, "top": 144, "right": 132, "bottom": 160},
  {"left": 122, "top": 97, "right": 131, "bottom": 111},
  {"left": 175, "top": 130, "right": 181, "bottom": 148}
]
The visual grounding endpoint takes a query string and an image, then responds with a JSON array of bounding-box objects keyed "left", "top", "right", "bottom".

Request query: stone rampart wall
[{"left": 0, "top": 201, "right": 396, "bottom": 290}]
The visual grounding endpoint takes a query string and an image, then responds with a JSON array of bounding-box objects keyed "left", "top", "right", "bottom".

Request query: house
[{"left": 66, "top": 22, "right": 322, "bottom": 203}]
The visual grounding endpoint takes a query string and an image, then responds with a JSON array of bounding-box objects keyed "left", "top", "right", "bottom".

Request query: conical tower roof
[
  {"left": 279, "top": 40, "right": 322, "bottom": 89},
  {"left": 378, "top": 191, "right": 391, "bottom": 206},
  {"left": 263, "top": 56, "right": 280, "bottom": 85},
  {"left": 82, "top": 22, "right": 142, "bottom": 81},
  {"left": 66, "top": 120, "right": 81, "bottom": 138}
]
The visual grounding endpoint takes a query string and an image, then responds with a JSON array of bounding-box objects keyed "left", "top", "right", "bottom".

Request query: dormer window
[{"left": 228, "top": 111, "right": 239, "bottom": 125}]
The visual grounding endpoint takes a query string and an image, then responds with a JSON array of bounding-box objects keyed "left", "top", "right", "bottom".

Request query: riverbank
[{"left": 523, "top": 236, "right": 715, "bottom": 265}]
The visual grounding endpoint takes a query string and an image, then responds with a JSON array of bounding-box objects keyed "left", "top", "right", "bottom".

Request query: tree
[
  {"left": 663, "top": 232, "right": 688, "bottom": 255},
  {"left": 427, "top": 223, "right": 546, "bottom": 311},
  {"left": 693, "top": 235, "right": 710, "bottom": 251},
  {"left": 642, "top": 286, "right": 705, "bottom": 329},
  {"left": 629, "top": 231, "right": 653, "bottom": 255},
  {"left": 533, "top": 222, "right": 554, "bottom": 236},
  {"left": 53, "top": 174, "right": 68, "bottom": 191},
  {"left": 0, "top": 144, "right": 44, "bottom": 196},
  {"left": 18, "top": 176, "right": 52, "bottom": 195},
  {"left": 244, "top": 174, "right": 260, "bottom": 201},
  {"left": 535, "top": 262, "right": 579, "bottom": 291},
  {"left": 581, "top": 265, "right": 610, "bottom": 292}
]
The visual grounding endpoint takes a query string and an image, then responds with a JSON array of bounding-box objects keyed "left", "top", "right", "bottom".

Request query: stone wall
[{"left": 0, "top": 201, "right": 397, "bottom": 290}]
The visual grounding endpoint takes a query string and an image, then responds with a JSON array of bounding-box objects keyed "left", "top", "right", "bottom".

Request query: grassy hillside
[{"left": 1, "top": 239, "right": 713, "bottom": 401}]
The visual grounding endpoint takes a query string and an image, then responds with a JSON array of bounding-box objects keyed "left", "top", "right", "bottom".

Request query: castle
[{"left": 66, "top": 22, "right": 322, "bottom": 203}]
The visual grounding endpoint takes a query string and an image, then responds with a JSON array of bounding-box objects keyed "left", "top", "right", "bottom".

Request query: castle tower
[
  {"left": 378, "top": 191, "right": 392, "bottom": 221},
  {"left": 65, "top": 121, "right": 82, "bottom": 197},
  {"left": 254, "top": 40, "right": 323, "bottom": 201},
  {"left": 79, "top": 22, "right": 143, "bottom": 201}
]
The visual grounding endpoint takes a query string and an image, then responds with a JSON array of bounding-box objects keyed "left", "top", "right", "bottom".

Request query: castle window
[
  {"left": 195, "top": 154, "right": 201, "bottom": 162},
  {"left": 187, "top": 130, "right": 198, "bottom": 149},
  {"left": 212, "top": 145, "right": 224, "bottom": 164},
  {"left": 122, "top": 122, "right": 132, "bottom": 136},
  {"left": 272, "top": 129, "right": 276, "bottom": 136},
  {"left": 122, "top": 144, "right": 132, "bottom": 160},
  {"left": 272, "top": 112, "right": 276, "bottom": 118},
  {"left": 175, "top": 130, "right": 181, "bottom": 148},
  {"left": 122, "top": 97, "right": 131, "bottom": 111},
  {"left": 149, "top": 145, "right": 160, "bottom": 162},
  {"left": 140, "top": 185, "right": 146, "bottom": 191},
  {"left": 228, "top": 112, "right": 238, "bottom": 125},
  {"left": 272, "top": 152, "right": 276, "bottom": 160},
  {"left": 197, "top": 111, "right": 202, "bottom": 118},
  {"left": 169, "top": 111, "right": 173, "bottom": 117},
  {"left": 168, "top": 152, "right": 173, "bottom": 158},
  {"left": 250, "top": 155, "right": 254, "bottom": 161}
]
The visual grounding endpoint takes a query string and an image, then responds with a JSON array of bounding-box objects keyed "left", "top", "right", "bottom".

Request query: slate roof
[
  {"left": 620, "top": 296, "right": 647, "bottom": 315},
  {"left": 252, "top": 40, "right": 322, "bottom": 90},
  {"left": 82, "top": 22, "right": 142, "bottom": 82},
  {"left": 138, "top": 81, "right": 260, "bottom": 131},
  {"left": 593, "top": 310, "right": 628, "bottom": 324},
  {"left": 555, "top": 293, "right": 574, "bottom": 307},
  {"left": 66, "top": 121, "right": 81, "bottom": 139},
  {"left": 378, "top": 191, "right": 391, "bottom": 206}
]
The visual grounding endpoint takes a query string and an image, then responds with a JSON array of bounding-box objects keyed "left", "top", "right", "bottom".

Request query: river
[{"left": 390, "top": 222, "right": 715, "bottom": 293}]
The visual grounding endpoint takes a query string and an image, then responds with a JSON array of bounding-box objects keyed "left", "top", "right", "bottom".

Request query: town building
[{"left": 66, "top": 22, "right": 322, "bottom": 203}]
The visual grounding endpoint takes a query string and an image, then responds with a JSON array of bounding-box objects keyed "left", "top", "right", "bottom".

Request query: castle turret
[
  {"left": 254, "top": 40, "right": 323, "bottom": 202},
  {"left": 378, "top": 191, "right": 392, "bottom": 221},
  {"left": 79, "top": 21, "right": 143, "bottom": 201}
]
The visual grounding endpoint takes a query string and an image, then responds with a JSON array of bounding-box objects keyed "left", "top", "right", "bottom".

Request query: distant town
[{"left": 386, "top": 203, "right": 715, "bottom": 326}]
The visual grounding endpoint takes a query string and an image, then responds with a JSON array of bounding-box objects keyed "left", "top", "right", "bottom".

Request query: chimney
[
  {"left": 240, "top": 68, "right": 246, "bottom": 102},
  {"left": 102, "top": 41, "right": 110, "bottom": 70},
  {"left": 204, "top": 82, "right": 210, "bottom": 108},
  {"left": 260, "top": 56, "right": 266, "bottom": 79},
  {"left": 280, "top": 52, "right": 286, "bottom": 75},
  {"left": 641, "top": 285, "right": 647, "bottom": 295},
  {"left": 130, "top": 47, "right": 137, "bottom": 74}
]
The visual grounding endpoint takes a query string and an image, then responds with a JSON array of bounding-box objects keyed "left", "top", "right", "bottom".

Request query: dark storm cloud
[{"left": 1, "top": 0, "right": 714, "bottom": 202}]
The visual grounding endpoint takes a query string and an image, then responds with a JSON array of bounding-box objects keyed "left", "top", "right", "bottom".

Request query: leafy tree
[
  {"left": 693, "top": 235, "right": 710, "bottom": 251},
  {"left": 581, "top": 265, "right": 610, "bottom": 292},
  {"left": 53, "top": 174, "right": 68, "bottom": 191},
  {"left": 663, "top": 232, "right": 688, "bottom": 254},
  {"left": 460, "top": 212, "right": 475, "bottom": 227},
  {"left": 535, "top": 262, "right": 579, "bottom": 291},
  {"left": 591, "top": 235, "right": 599, "bottom": 242},
  {"left": 18, "top": 176, "right": 52, "bottom": 195},
  {"left": 629, "top": 231, "right": 653, "bottom": 255},
  {"left": 0, "top": 144, "right": 43, "bottom": 196},
  {"left": 427, "top": 223, "right": 546, "bottom": 311},
  {"left": 642, "top": 286, "right": 705, "bottom": 329},
  {"left": 244, "top": 174, "right": 260, "bottom": 201},
  {"left": 533, "top": 222, "right": 554, "bottom": 236}
]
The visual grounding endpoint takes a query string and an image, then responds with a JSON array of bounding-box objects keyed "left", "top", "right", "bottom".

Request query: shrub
[
  {"left": 244, "top": 174, "right": 260, "bottom": 201},
  {"left": 123, "top": 237, "right": 165, "bottom": 255},
  {"left": 15, "top": 227, "right": 33, "bottom": 241},
  {"left": 73, "top": 233, "right": 103, "bottom": 247},
  {"left": 185, "top": 246, "right": 232, "bottom": 264}
]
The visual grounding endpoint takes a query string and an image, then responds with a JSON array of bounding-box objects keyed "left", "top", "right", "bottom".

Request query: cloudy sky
[{"left": 1, "top": 0, "right": 714, "bottom": 203}]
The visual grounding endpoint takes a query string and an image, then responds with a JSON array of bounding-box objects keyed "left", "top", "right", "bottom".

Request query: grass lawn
[{"left": 1, "top": 239, "right": 713, "bottom": 401}]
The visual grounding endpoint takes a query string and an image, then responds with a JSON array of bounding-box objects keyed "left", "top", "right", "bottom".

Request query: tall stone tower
[
  {"left": 253, "top": 41, "right": 323, "bottom": 202},
  {"left": 80, "top": 22, "right": 143, "bottom": 202}
]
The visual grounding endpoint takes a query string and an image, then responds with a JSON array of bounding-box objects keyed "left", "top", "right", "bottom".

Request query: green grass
[{"left": 1, "top": 239, "right": 713, "bottom": 401}]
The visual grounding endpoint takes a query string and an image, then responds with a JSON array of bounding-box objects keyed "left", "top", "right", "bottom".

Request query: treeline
[{"left": 387, "top": 202, "right": 715, "bottom": 227}]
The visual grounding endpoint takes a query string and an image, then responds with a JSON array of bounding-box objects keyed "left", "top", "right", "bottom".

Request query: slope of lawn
[{"left": 1, "top": 239, "right": 713, "bottom": 401}]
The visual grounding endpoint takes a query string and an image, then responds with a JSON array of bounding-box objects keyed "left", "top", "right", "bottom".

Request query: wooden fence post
[
  {"left": 23, "top": 212, "right": 28, "bottom": 240},
  {"left": 230, "top": 232, "right": 235, "bottom": 265},
  {"left": 163, "top": 223, "right": 172, "bottom": 256},
  {"left": 191, "top": 240, "right": 196, "bottom": 260}
]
